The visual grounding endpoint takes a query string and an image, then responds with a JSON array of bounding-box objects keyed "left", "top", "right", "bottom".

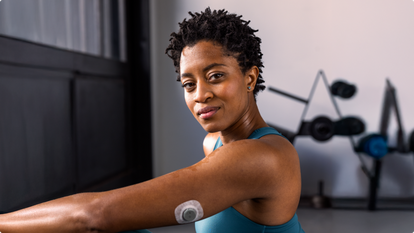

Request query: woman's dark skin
[{"left": 0, "top": 41, "right": 301, "bottom": 233}]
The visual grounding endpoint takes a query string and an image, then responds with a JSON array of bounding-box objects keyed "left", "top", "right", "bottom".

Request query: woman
[{"left": 0, "top": 8, "right": 304, "bottom": 233}]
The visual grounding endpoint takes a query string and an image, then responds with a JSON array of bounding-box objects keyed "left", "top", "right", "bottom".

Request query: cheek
[
  {"left": 184, "top": 93, "right": 196, "bottom": 114},
  {"left": 220, "top": 81, "right": 246, "bottom": 101},
  {"left": 223, "top": 83, "right": 248, "bottom": 113}
]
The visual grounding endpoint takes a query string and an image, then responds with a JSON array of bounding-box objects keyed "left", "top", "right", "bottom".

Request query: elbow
[{"left": 71, "top": 193, "right": 110, "bottom": 233}]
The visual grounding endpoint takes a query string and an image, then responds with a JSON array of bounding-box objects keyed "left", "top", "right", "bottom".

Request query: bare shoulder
[
  {"left": 215, "top": 134, "right": 299, "bottom": 178},
  {"left": 258, "top": 134, "right": 299, "bottom": 164},
  {"left": 203, "top": 132, "right": 220, "bottom": 156},
  {"left": 212, "top": 135, "right": 301, "bottom": 224},
  {"left": 204, "top": 133, "right": 298, "bottom": 176},
  {"left": 223, "top": 134, "right": 296, "bottom": 160},
  {"left": 256, "top": 134, "right": 301, "bottom": 180}
]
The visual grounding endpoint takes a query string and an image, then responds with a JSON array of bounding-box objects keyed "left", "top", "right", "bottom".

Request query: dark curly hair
[{"left": 165, "top": 7, "right": 265, "bottom": 98}]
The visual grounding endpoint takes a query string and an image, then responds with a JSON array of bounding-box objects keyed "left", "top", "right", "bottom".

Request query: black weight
[
  {"left": 331, "top": 80, "right": 357, "bottom": 99},
  {"left": 334, "top": 116, "right": 365, "bottom": 136},
  {"left": 310, "top": 116, "right": 334, "bottom": 141},
  {"left": 409, "top": 130, "right": 414, "bottom": 153}
]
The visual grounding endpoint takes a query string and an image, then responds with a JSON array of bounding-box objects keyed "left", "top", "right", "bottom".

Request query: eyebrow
[{"left": 181, "top": 63, "right": 227, "bottom": 78}]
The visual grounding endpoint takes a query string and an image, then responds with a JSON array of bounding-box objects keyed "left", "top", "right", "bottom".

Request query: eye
[
  {"left": 181, "top": 82, "right": 196, "bottom": 90},
  {"left": 209, "top": 73, "right": 224, "bottom": 81}
]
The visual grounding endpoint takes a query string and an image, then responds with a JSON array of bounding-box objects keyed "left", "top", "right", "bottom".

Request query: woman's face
[{"left": 179, "top": 41, "right": 255, "bottom": 133}]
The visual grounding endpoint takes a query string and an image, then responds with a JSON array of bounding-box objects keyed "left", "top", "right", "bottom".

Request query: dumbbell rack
[
  {"left": 268, "top": 70, "right": 369, "bottom": 170},
  {"left": 268, "top": 71, "right": 414, "bottom": 210}
]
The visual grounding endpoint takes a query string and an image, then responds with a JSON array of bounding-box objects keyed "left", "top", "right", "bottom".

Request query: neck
[{"left": 219, "top": 100, "right": 268, "bottom": 145}]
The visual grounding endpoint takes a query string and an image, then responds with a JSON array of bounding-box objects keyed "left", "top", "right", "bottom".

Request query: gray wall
[
  {"left": 150, "top": 0, "right": 206, "bottom": 178},
  {"left": 150, "top": 0, "right": 414, "bottom": 198}
]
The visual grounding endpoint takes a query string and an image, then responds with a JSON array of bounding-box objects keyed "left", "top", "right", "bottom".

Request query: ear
[{"left": 245, "top": 66, "right": 259, "bottom": 92}]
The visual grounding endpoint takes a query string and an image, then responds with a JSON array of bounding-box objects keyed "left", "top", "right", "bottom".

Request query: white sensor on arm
[{"left": 174, "top": 200, "right": 204, "bottom": 224}]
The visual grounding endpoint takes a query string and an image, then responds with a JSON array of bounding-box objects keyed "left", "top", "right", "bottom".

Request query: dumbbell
[
  {"left": 355, "top": 129, "right": 414, "bottom": 159},
  {"left": 331, "top": 80, "right": 357, "bottom": 99},
  {"left": 355, "top": 134, "right": 388, "bottom": 159},
  {"left": 298, "top": 115, "right": 365, "bottom": 142}
]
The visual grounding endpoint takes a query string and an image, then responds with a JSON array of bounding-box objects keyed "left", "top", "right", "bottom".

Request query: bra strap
[{"left": 213, "top": 127, "right": 285, "bottom": 151}]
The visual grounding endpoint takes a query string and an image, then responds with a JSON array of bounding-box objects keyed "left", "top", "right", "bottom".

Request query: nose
[{"left": 194, "top": 82, "right": 213, "bottom": 103}]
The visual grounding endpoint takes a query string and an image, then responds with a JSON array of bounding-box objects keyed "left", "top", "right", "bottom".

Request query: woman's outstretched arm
[
  {"left": 0, "top": 136, "right": 296, "bottom": 233},
  {"left": 0, "top": 192, "right": 105, "bottom": 233}
]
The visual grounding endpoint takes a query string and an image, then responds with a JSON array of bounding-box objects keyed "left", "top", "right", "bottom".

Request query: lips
[{"left": 197, "top": 106, "right": 219, "bottom": 119}]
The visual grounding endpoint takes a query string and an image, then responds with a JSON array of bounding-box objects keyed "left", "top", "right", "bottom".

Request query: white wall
[{"left": 150, "top": 0, "right": 414, "bottom": 198}]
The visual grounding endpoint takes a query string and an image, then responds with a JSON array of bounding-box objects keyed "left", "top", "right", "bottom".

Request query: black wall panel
[
  {"left": 0, "top": 0, "right": 152, "bottom": 212},
  {"left": 75, "top": 78, "right": 126, "bottom": 189},
  {"left": 0, "top": 65, "right": 74, "bottom": 212}
]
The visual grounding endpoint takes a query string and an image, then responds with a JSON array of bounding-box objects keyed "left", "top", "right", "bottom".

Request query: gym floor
[{"left": 147, "top": 208, "right": 414, "bottom": 233}]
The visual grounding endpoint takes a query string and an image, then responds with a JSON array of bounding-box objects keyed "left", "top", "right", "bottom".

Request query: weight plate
[{"left": 310, "top": 116, "right": 334, "bottom": 141}]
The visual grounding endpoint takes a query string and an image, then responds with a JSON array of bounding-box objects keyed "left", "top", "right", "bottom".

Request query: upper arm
[{"left": 98, "top": 137, "right": 295, "bottom": 232}]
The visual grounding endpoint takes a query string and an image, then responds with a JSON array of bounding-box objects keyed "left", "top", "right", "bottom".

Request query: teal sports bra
[{"left": 195, "top": 127, "right": 305, "bottom": 233}]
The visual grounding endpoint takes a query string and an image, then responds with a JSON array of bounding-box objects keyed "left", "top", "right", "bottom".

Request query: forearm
[{"left": 0, "top": 193, "right": 104, "bottom": 233}]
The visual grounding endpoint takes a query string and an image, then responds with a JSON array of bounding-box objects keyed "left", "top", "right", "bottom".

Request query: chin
[{"left": 200, "top": 122, "right": 222, "bottom": 133}]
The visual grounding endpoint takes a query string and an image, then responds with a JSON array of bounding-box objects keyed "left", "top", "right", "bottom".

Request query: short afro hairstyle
[{"left": 165, "top": 7, "right": 265, "bottom": 98}]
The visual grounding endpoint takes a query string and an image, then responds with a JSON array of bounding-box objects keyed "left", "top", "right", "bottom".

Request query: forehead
[
  {"left": 180, "top": 41, "right": 237, "bottom": 73},
  {"left": 181, "top": 41, "right": 223, "bottom": 59}
]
